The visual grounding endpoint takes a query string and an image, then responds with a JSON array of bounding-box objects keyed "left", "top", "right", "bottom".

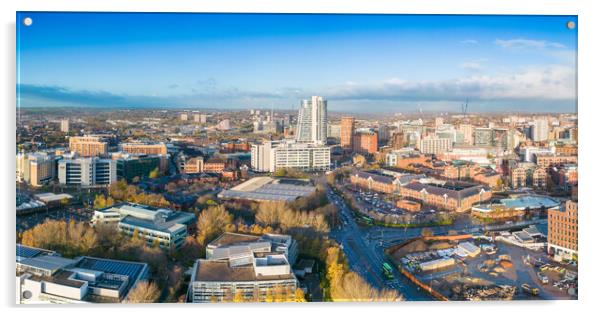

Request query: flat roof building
[
  {"left": 188, "top": 233, "right": 298, "bottom": 303},
  {"left": 218, "top": 177, "right": 316, "bottom": 202},
  {"left": 91, "top": 203, "right": 195, "bottom": 249},
  {"left": 16, "top": 244, "right": 149, "bottom": 304}
]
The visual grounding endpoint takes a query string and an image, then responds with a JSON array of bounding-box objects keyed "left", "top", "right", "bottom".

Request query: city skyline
[{"left": 17, "top": 13, "right": 577, "bottom": 113}]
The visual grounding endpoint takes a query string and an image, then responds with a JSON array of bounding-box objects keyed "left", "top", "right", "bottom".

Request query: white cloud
[
  {"left": 325, "top": 65, "right": 576, "bottom": 103},
  {"left": 494, "top": 38, "right": 566, "bottom": 51},
  {"left": 460, "top": 39, "right": 479, "bottom": 45}
]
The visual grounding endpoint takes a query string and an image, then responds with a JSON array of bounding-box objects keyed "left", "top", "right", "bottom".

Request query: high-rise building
[
  {"left": 340, "top": 116, "right": 355, "bottom": 149},
  {"left": 180, "top": 113, "right": 189, "bottom": 121},
  {"left": 548, "top": 200, "right": 578, "bottom": 260},
  {"left": 352, "top": 130, "right": 378, "bottom": 154},
  {"left": 58, "top": 157, "right": 117, "bottom": 187},
  {"left": 60, "top": 119, "right": 69, "bottom": 133},
  {"left": 295, "top": 96, "right": 327, "bottom": 145},
  {"left": 458, "top": 124, "right": 474, "bottom": 145},
  {"left": 531, "top": 118, "right": 549, "bottom": 142},
  {"left": 419, "top": 135, "right": 452, "bottom": 155},
  {"left": 474, "top": 128, "right": 494, "bottom": 147},
  {"left": 327, "top": 124, "right": 341, "bottom": 139},
  {"left": 378, "top": 124, "right": 390, "bottom": 143},
  {"left": 193, "top": 113, "right": 207, "bottom": 123},
  {"left": 68, "top": 136, "right": 109, "bottom": 157},
  {"left": 217, "top": 119, "right": 231, "bottom": 130},
  {"left": 251, "top": 140, "right": 330, "bottom": 172}
]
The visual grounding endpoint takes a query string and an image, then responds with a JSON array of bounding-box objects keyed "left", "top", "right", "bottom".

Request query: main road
[{"left": 326, "top": 187, "right": 432, "bottom": 301}]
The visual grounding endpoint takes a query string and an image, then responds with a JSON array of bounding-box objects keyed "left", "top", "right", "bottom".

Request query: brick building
[{"left": 548, "top": 200, "right": 578, "bottom": 260}]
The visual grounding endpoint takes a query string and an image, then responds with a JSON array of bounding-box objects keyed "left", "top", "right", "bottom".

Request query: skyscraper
[
  {"left": 60, "top": 119, "right": 69, "bottom": 133},
  {"left": 296, "top": 96, "right": 327, "bottom": 144},
  {"left": 532, "top": 118, "right": 549, "bottom": 142},
  {"left": 340, "top": 116, "right": 355, "bottom": 149}
]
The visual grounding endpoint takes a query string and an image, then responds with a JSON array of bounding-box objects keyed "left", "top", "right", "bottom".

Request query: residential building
[
  {"left": 188, "top": 233, "right": 299, "bottom": 303},
  {"left": 16, "top": 152, "right": 56, "bottom": 187},
  {"left": 511, "top": 167, "right": 527, "bottom": 188},
  {"left": 60, "top": 119, "right": 69, "bottom": 133},
  {"left": 58, "top": 157, "right": 116, "bottom": 187},
  {"left": 399, "top": 179, "right": 492, "bottom": 212},
  {"left": 548, "top": 200, "right": 578, "bottom": 260},
  {"left": 68, "top": 136, "right": 109, "bottom": 157},
  {"left": 251, "top": 140, "right": 330, "bottom": 172},
  {"left": 180, "top": 113, "right": 189, "bottom": 121},
  {"left": 532, "top": 167, "right": 548, "bottom": 188},
  {"left": 296, "top": 96, "right": 327, "bottom": 145},
  {"left": 534, "top": 153, "right": 578, "bottom": 169},
  {"left": 531, "top": 118, "right": 549, "bottom": 142},
  {"left": 91, "top": 203, "right": 195, "bottom": 249},
  {"left": 340, "top": 116, "right": 355, "bottom": 149},
  {"left": 353, "top": 130, "right": 378, "bottom": 154}
]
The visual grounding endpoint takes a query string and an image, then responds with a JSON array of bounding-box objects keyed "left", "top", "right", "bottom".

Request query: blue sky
[{"left": 17, "top": 13, "right": 577, "bottom": 113}]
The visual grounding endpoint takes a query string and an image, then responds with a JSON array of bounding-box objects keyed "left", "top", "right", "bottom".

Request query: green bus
[{"left": 382, "top": 262, "right": 394, "bottom": 279}]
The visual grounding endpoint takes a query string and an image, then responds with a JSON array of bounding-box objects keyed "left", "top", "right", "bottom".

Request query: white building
[
  {"left": 419, "top": 136, "right": 452, "bottom": 155},
  {"left": 188, "top": 233, "right": 298, "bottom": 303},
  {"left": 295, "top": 96, "right": 327, "bottom": 145},
  {"left": 217, "top": 119, "right": 231, "bottom": 130},
  {"left": 16, "top": 244, "right": 149, "bottom": 304},
  {"left": 531, "top": 118, "right": 549, "bottom": 142},
  {"left": 60, "top": 119, "right": 70, "bottom": 133},
  {"left": 251, "top": 140, "right": 330, "bottom": 173},
  {"left": 91, "top": 203, "right": 195, "bottom": 249},
  {"left": 58, "top": 157, "right": 116, "bottom": 187}
]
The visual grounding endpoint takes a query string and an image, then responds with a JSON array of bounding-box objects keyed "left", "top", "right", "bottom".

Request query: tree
[
  {"left": 196, "top": 205, "right": 233, "bottom": 246},
  {"left": 149, "top": 168, "right": 160, "bottom": 179},
  {"left": 126, "top": 281, "right": 161, "bottom": 303},
  {"left": 294, "top": 288, "right": 306, "bottom": 302},
  {"left": 233, "top": 289, "right": 244, "bottom": 303}
]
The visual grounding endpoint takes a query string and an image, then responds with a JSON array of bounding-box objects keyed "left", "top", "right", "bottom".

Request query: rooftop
[
  {"left": 194, "top": 260, "right": 295, "bottom": 282},
  {"left": 218, "top": 177, "right": 316, "bottom": 202}
]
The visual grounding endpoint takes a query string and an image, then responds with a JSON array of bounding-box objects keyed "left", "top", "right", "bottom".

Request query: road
[{"left": 326, "top": 187, "right": 432, "bottom": 301}]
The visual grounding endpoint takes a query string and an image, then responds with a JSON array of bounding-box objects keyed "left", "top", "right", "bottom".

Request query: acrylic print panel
[{"left": 15, "top": 12, "right": 577, "bottom": 304}]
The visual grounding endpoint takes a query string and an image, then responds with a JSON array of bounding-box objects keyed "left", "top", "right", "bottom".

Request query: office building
[
  {"left": 60, "top": 119, "right": 69, "bottom": 133},
  {"left": 296, "top": 96, "right": 327, "bottom": 145},
  {"left": 16, "top": 244, "right": 149, "bottom": 304},
  {"left": 120, "top": 142, "right": 168, "bottom": 156},
  {"left": 58, "top": 157, "right": 117, "bottom": 187},
  {"left": 474, "top": 128, "right": 494, "bottom": 147},
  {"left": 68, "top": 136, "right": 109, "bottom": 157},
  {"left": 113, "top": 153, "right": 161, "bottom": 183},
  {"left": 340, "top": 116, "right": 355, "bottom": 149},
  {"left": 548, "top": 200, "right": 578, "bottom": 260},
  {"left": 419, "top": 135, "right": 452, "bottom": 155},
  {"left": 327, "top": 124, "right": 341, "bottom": 139},
  {"left": 251, "top": 140, "right": 330, "bottom": 173},
  {"left": 353, "top": 130, "right": 378, "bottom": 154},
  {"left": 91, "top": 203, "right": 195, "bottom": 249},
  {"left": 188, "top": 233, "right": 298, "bottom": 303},
  {"left": 399, "top": 179, "right": 492, "bottom": 212}
]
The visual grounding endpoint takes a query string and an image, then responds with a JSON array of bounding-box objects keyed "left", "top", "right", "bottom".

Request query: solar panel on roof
[{"left": 16, "top": 245, "right": 43, "bottom": 259}]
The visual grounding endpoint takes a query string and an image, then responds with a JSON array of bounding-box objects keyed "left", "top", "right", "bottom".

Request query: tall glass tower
[{"left": 295, "top": 96, "right": 327, "bottom": 144}]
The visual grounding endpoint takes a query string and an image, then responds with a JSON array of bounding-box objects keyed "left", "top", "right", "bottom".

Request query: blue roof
[
  {"left": 75, "top": 257, "right": 145, "bottom": 282},
  {"left": 500, "top": 195, "right": 559, "bottom": 210},
  {"left": 16, "top": 244, "right": 45, "bottom": 259}
]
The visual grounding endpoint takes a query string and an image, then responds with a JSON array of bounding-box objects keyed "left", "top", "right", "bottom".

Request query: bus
[{"left": 382, "top": 262, "right": 394, "bottom": 279}]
